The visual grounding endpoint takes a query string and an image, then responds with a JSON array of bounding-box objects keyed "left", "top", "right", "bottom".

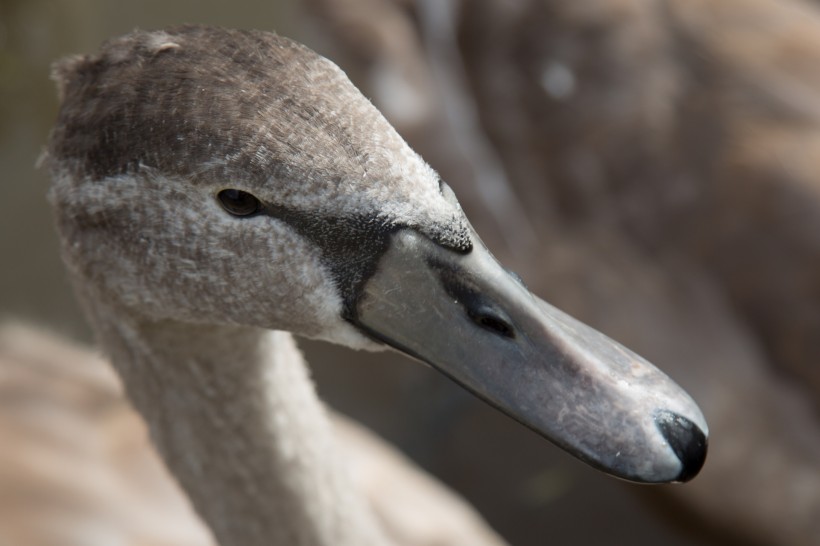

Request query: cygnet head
[{"left": 47, "top": 25, "right": 707, "bottom": 483}]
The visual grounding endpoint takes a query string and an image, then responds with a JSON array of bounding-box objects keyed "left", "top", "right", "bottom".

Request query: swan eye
[{"left": 217, "top": 189, "right": 262, "bottom": 217}]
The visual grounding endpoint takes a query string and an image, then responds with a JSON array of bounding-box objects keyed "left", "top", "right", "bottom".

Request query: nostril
[
  {"left": 655, "top": 410, "right": 708, "bottom": 482},
  {"left": 434, "top": 267, "right": 517, "bottom": 339},
  {"left": 469, "top": 310, "right": 515, "bottom": 339}
]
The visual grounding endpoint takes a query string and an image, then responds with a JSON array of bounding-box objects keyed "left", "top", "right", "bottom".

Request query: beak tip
[{"left": 655, "top": 409, "right": 709, "bottom": 483}]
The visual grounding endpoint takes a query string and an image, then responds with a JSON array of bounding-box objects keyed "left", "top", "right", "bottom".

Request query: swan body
[{"left": 47, "top": 25, "right": 707, "bottom": 546}]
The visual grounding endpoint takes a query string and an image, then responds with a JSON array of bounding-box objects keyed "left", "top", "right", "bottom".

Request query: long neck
[{"left": 84, "top": 301, "right": 388, "bottom": 546}]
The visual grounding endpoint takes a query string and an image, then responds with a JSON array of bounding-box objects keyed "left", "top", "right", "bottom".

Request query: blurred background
[{"left": 2, "top": 0, "right": 820, "bottom": 544}]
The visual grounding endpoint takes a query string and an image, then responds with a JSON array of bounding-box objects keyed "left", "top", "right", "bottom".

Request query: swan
[{"left": 46, "top": 25, "right": 707, "bottom": 546}]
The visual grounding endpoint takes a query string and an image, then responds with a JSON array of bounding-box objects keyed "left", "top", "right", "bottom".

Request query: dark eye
[{"left": 217, "top": 189, "right": 262, "bottom": 217}]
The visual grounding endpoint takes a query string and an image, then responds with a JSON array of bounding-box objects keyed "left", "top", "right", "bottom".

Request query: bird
[{"left": 45, "top": 25, "right": 708, "bottom": 546}]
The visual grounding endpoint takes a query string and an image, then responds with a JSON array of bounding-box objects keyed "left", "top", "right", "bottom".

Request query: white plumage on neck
[{"left": 84, "top": 301, "right": 389, "bottom": 546}]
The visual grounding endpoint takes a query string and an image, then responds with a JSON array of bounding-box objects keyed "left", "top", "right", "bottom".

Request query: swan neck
[{"left": 89, "top": 310, "right": 387, "bottom": 546}]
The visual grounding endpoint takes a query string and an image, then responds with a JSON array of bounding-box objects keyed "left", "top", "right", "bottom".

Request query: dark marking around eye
[
  {"left": 254, "top": 202, "right": 399, "bottom": 321},
  {"left": 214, "top": 191, "right": 472, "bottom": 324}
]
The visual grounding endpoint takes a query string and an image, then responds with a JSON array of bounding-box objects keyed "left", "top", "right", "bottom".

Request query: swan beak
[{"left": 353, "top": 229, "right": 708, "bottom": 484}]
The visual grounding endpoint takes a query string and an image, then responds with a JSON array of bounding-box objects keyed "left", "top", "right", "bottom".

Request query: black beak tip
[{"left": 655, "top": 410, "right": 708, "bottom": 483}]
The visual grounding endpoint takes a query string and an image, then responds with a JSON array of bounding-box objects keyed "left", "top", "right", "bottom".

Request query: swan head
[{"left": 47, "top": 25, "right": 707, "bottom": 483}]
